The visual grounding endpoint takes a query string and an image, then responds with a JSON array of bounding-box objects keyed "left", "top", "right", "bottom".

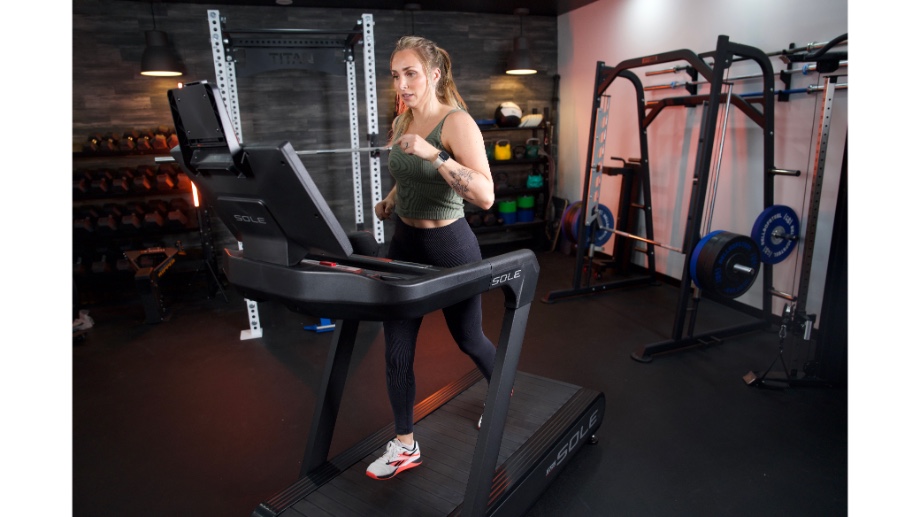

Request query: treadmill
[{"left": 167, "top": 81, "right": 605, "bottom": 517}]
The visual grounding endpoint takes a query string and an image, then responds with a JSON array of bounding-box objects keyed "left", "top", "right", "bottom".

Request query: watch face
[{"left": 439, "top": 150, "right": 450, "bottom": 161}]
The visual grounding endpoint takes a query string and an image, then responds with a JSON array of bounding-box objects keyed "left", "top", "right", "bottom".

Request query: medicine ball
[{"left": 495, "top": 102, "right": 522, "bottom": 127}]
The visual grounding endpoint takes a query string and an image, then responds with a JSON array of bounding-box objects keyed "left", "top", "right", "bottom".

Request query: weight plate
[
  {"left": 689, "top": 230, "right": 723, "bottom": 290},
  {"left": 561, "top": 203, "right": 580, "bottom": 243},
  {"left": 751, "top": 205, "right": 799, "bottom": 264},
  {"left": 562, "top": 201, "right": 615, "bottom": 247},
  {"left": 691, "top": 231, "right": 761, "bottom": 298}
]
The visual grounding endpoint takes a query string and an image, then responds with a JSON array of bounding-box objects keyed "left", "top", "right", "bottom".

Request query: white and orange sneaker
[{"left": 365, "top": 438, "right": 421, "bottom": 480}]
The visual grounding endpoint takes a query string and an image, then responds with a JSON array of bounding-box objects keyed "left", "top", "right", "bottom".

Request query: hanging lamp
[
  {"left": 140, "top": 1, "right": 184, "bottom": 77},
  {"left": 506, "top": 8, "right": 537, "bottom": 76}
]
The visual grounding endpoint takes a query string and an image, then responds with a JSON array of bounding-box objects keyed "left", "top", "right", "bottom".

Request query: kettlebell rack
[{"left": 545, "top": 35, "right": 798, "bottom": 362}]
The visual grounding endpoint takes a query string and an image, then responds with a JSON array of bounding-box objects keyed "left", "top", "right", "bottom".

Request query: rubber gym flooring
[{"left": 72, "top": 250, "right": 847, "bottom": 517}]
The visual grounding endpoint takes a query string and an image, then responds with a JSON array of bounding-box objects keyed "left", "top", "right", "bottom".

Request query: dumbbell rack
[{"left": 72, "top": 142, "right": 207, "bottom": 309}]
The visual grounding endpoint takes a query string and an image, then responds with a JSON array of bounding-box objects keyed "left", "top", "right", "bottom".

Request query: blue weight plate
[
  {"left": 689, "top": 230, "right": 723, "bottom": 289},
  {"left": 751, "top": 205, "right": 799, "bottom": 264},
  {"left": 593, "top": 203, "right": 615, "bottom": 246},
  {"left": 564, "top": 201, "right": 615, "bottom": 247}
]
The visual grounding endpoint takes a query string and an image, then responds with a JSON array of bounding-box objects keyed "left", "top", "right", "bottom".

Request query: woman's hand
[
  {"left": 375, "top": 193, "right": 396, "bottom": 221},
  {"left": 397, "top": 134, "right": 438, "bottom": 162}
]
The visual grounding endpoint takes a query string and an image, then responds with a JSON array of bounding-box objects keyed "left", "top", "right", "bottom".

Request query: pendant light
[
  {"left": 140, "top": 1, "right": 184, "bottom": 77},
  {"left": 506, "top": 8, "right": 537, "bottom": 76}
]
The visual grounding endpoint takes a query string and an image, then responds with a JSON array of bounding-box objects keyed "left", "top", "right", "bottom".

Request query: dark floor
[{"left": 72, "top": 250, "right": 847, "bottom": 517}]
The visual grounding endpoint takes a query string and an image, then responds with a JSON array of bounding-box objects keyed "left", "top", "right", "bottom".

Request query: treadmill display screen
[{"left": 167, "top": 81, "right": 354, "bottom": 265}]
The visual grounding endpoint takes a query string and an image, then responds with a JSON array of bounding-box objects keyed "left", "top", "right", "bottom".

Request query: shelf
[
  {"left": 73, "top": 150, "right": 171, "bottom": 159},
  {"left": 494, "top": 186, "right": 545, "bottom": 197},
  {"left": 73, "top": 188, "right": 193, "bottom": 203},
  {"left": 489, "top": 157, "right": 546, "bottom": 166},
  {"left": 471, "top": 219, "right": 546, "bottom": 235},
  {"left": 479, "top": 125, "right": 546, "bottom": 132}
]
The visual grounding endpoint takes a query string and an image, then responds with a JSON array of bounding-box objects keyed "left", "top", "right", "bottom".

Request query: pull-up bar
[{"left": 644, "top": 61, "right": 848, "bottom": 91}]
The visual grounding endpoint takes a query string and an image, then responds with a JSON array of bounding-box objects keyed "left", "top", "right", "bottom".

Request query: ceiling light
[
  {"left": 506, "top": 8, "right": 537, "bottom": 76},
  {"left": 140, "top": 2, "right": 184, "bottom": 77}
]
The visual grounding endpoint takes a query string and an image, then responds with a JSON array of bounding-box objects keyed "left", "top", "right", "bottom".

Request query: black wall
[{"left": 73, "top": 1, "right": 558, "bottom": 247}]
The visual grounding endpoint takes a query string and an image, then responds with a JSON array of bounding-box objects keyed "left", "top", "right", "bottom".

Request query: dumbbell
[
  {"left": 90, "top": 169, "right": 114, "bottom": 195},
  {"left": 73, "top": 216, "right": 94, "bottom": 234},
  {"left": 84, "top": 133, "right": 111, "bottom": 153},
  {"left": 134, "top": 130, "right": 155, "bottom": 152},
  {"left": 73, "top": 169, "right": 94, "bottom": 197},
  {"left": 119, "top": 130, "right": 139, "bottom": 152},
  {"left": 143, "top": 200, "right": 169, "bottom": 229},
  {"left": 90, "top": 253, "right": 113, "bottom": 274},
  {"left": 104, "top": 132, "right": 120, "bottom": 148},
  {"left": 120, "top": 213, "right": 143, "bottom": 233},
  {"left": 167, "top": 198, "right": 190, "bottom": 228},
  {"left": 83, "top": 134, "right": 102, "bottom": 153},
  {"left": 110, "top": 167, "right": 135, "bottom": 195},
  {"left": 133, "top": 165, "right": 156, "bottom": 192},
  {"left": 156, "top": 163, "right": 179, "bottom": 190},
  {"left": 175, "top": 172, "right": 192, "bottom": 192},
  {"left": 120, "top": 202, "right": 145, "bottom": 233},
  {"left": 95, "top": 215, "right": 118, "bottom": 234},
  {"left": 101, "top": 203, "right": 124, "bottom": 218},
  {"left": 74, "top": 204, "right": 102, "bottom": 220},
  {"left": 123, "top": 201, "right": 146, "bottom": 217},
  {"left": 152, "top": 126, "right": 173, "bottom": 151}
]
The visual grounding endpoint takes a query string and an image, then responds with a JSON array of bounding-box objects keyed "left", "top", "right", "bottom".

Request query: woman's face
[{"left": 391, "top": 49, "right": 437, "bottom": 109}]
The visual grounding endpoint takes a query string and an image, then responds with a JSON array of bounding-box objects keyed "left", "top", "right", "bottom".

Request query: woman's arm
[
  {"left": 438, "top": 112, "right": 494, "bottom": 210},
  {"left": 396, "top": 111, "right": 495, "bottom": 211}
]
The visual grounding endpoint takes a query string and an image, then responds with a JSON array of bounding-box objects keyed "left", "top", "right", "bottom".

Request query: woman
[{"left": 366, "top": 35, "right": 496, "bottom": 480}]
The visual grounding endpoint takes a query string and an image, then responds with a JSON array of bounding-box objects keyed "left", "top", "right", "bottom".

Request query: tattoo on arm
[{"left": 448, "top": 167, "right": 474, "bottom": 199}]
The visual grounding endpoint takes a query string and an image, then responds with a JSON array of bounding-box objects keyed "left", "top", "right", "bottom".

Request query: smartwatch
[{"left": 432, "top": 150, "right": 450, "bottom": 168}]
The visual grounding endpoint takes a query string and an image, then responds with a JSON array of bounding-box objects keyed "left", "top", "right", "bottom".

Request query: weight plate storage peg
[
  {"left": 690, "top": 230, "right": 761, "bottom": 299},
  {"left": 751, "top": 205, "right": 799, "bottom": 264}
]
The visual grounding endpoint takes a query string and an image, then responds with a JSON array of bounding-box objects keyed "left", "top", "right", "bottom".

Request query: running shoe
[
  {"left": 365, "top": 438, "right": 421, "bottom": 480},
  {"left": 477, "top": 388, "right": 513, "bottom": 429}
]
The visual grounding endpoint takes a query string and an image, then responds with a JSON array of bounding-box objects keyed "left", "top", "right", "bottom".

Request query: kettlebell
[
  {"left": 484, "top": 140, "right": 495, "bottom": 160},
  {"left": 494, "top": 139, "right": 511, "bottom": 161},
  {"left": 525, "top": 138, "right": 540, "bottom": 159},
  {"left": 513, "top": 145, "right": 526, "bottom": 160}
]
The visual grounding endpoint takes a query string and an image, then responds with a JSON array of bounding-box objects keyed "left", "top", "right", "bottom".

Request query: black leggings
[{"left": 384, "top": 216, "right": 496, "bottom": 435}]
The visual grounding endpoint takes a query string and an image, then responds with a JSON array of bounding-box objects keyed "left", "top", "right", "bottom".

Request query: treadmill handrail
[{"left": 222, "top": 248, "right": 539, "bottom": 321}]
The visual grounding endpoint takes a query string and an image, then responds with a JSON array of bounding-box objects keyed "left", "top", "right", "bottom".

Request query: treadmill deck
[{"left": 273, "top": 371, "right": 598, "bottom": 517}]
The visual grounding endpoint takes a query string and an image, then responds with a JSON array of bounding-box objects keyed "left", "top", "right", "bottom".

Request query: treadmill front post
[
  {"left": 301, "top": 318, "right": 361, "bottom": 476},
  {"left": 462, "top": 297, "right": 531, "bottom": 516}
]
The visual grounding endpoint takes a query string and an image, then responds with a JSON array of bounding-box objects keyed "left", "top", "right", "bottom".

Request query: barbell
[
  {"left": 562, "top": 201, "right": 801, "bottom": 299},
  {"left": 154, "top": 145, "right": 391, "bottom": 164}
]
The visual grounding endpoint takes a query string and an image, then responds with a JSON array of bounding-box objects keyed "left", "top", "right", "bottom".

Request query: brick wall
[{"left": 73, "top": 0, "right": 558, "bottom": 244}]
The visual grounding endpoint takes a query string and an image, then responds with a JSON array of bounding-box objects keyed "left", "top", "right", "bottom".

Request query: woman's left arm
[{"left": 438, "top": 113, "right": 495, "bottom": 210}]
